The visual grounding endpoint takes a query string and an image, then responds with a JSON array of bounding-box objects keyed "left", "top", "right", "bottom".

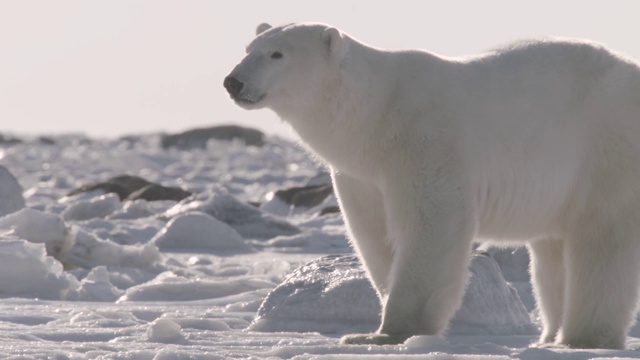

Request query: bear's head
[{"left": 224, "top": 23, "right": 349, "bottom": 114}]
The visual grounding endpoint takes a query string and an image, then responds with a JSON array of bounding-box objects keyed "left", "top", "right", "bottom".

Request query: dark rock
[
  {"left": 118, "top": 135, "right": 140, "bottom": 143},
  {"left": 0, "top": 134, "right": 22, "bottom": 146},
  {"left": 73, "top": 137, "right": 92, "bottom": 146},
  {"left": 161, "top": 125, "right": 265, "bottom": 149},
  {"left": 38, "top": 136, "right": 56, "bottom": 145},
  {"left": 261, "top": 183, "right": 336, "bottom": 216},
  {"left": 126, "top": 183, "right": 192, "bottom": 202},
  {"left": 274, "top": 184, "right": 333, "bottom": 208},
  {"left": 68, "top": 175, "right": 150, "bottom": 200},
  {"left": 67, "top": 175, "right": 191, "bottom": 202},
  {"left": 319, "top": 206, "right": 340, "bottom": 216}
]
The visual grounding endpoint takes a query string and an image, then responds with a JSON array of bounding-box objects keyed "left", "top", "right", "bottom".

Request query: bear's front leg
[
  {"left": 332, "top": 171, "right": 392, "bottom": 297},
  {"left": 342, "top": 168, "right": 475, "bottom": 345}
]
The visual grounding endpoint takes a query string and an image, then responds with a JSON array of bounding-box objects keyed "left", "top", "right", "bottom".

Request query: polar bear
[{"left": 224, "top": 22, "right": 640, "bottom": 349}]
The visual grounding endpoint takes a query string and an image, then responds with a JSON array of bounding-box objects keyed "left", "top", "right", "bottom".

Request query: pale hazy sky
[{"left": 1, "top": 1, "right": 640, "bottom": 139}]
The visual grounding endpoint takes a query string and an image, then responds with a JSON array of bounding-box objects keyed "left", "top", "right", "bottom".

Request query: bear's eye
[{"left": 271, "top": 51, "right": 283, "bottom": 59}]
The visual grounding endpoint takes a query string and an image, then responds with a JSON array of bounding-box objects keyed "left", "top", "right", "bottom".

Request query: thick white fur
[{"left": 226, "top": 23, "right": 640, "bottom": 349}]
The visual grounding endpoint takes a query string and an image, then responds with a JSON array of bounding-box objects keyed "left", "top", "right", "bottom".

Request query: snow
[{"left": 0, "top": 133, "right": 638, "bottom": 359}]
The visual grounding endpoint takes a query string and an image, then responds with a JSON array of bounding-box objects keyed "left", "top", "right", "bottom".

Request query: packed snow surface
[{"left": 0, "top": 133, "right": 638, "bottom": 359}]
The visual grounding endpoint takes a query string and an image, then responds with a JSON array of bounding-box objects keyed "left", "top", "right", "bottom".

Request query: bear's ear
[
  {"left": 256, "top": 23, "right": 272, "bottom": 36},
  {"left": 322, "top": 27, "right": 349, "bottom": 61}
]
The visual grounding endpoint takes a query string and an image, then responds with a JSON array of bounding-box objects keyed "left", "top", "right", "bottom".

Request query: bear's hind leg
[
  {"left": 528, "top": 238, "right": 565, "bottom": 346},
  {"left": 559, "top": 216, "right": 640, "bottom": 349}
]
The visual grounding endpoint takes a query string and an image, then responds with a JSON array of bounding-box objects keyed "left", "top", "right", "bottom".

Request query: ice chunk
[
  {"left": 152, "top": 211, "right": 251, "bottom": 252},
  {"left": 250, "top": 253, "right": 536, "bottom": 336},
  {"left": 107, "top": 200, "right": 155, "bottom": 220},
  {"left": 146, "top": 318, "right": 185, "bottom": 343},
  {"left": 72, "top": 266, "right": 124, "bottom": 302},
  {"left": 166, "top": 190, "right": 299, "bottom": 240},
  {"left": 249, "top": 255, "right": 379, "bottom": 334},
  {"left": 0, "top": 238, "right": 78, "bottom": 300},
  {"left": 0, "top": 165, "right": 25, "bottom": 217},
  {"left": 0, "top": 208, "right": 71, "bottom": 259},
  {"left": 260, "top": 195, "right": 291, "bottom": 216},
  {"left": 62, "top": 193, "right": 122, "bottom": 221},
  {"left": 478, "top": 245, "right": 530, "bottom": 283},
  {"left": 0, "top": 208, "right": 158, "bottom": 275},
  {"left": 162, "top": 317, "right": 231, "bottom": 331},
  {"left": 119, "top": 272, "right": 275, "bottom": 302},
  {"left": 478, "top": 245, "right": 535, "bottom": 311},
  {"left": 66, "top": 227, "right": 160, "bottom": 269},
  {"left": 256, "top": 228, "right": 349, "bottom": 252},
  {"left": 450, "top": 252, "right": 537, "bottom": 335}
]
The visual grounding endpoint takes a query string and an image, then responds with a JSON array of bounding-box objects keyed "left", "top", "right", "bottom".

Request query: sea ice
[{"left": 0, "top": 133, "right": 634, "bottom": 359}]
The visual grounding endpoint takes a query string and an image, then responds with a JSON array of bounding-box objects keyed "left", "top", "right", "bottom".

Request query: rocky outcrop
[
  {"left": 161, "top": 125, "right": 265, "bottom": 149},
  {"left": 67, "top": 175, "right": 191, "bottom": 202}
]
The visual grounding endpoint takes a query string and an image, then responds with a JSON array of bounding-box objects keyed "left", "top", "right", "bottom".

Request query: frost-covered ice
[{"left": 0, "top": 133, "right": 638, "bottom": 359}]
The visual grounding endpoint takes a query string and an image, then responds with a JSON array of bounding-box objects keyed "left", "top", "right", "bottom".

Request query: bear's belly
[{"left": 474, "top": 155, "right": 579, "bottom": 243}]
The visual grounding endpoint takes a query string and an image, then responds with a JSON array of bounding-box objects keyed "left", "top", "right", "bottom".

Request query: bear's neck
[{"left": 279, "top": 43, "right": 396, "bottom": 180}]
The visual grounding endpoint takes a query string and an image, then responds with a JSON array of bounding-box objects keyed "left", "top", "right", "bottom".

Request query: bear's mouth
[{"left": 235, "top": 94, "right": 265, "bottom": 106}]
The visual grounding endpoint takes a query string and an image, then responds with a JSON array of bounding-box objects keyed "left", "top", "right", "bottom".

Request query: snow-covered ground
[{"left": 0, "top": 132, "right": 639, "bottom": 359}]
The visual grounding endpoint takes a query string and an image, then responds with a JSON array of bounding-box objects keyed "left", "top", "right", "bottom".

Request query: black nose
[{"left": 223, "top": 76, "right": 244, "bottom": 98}]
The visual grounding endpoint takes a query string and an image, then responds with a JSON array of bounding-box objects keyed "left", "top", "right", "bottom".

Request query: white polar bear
[{"left": 224, "top": 22, "right": 640, "bottom": 349}]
